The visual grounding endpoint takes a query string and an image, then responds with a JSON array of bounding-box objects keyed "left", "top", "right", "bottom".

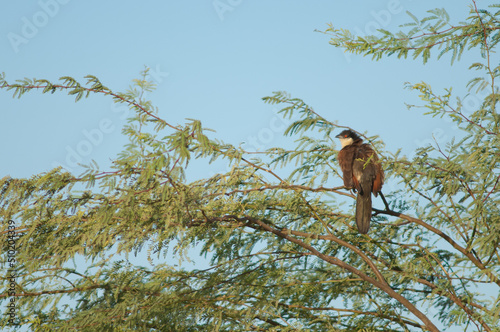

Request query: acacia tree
[{"left": 1, "top": 2, "right": 499, "bottom": 331}]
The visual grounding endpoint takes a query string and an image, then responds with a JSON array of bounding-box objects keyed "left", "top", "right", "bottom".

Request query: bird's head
[{"left": 335, "top": 129, "right": 361, "bottom": 148}]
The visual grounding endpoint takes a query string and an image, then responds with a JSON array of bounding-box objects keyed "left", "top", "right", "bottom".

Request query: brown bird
[{"left": 335, "top": 129, "right": 384, "bottom": 234}]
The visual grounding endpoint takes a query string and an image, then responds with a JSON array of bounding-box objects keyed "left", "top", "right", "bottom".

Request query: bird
[{"left": 335, "top": 129, "right": 384, "bottom": 234}]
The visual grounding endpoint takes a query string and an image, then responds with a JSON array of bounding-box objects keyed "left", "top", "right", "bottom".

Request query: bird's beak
[{"left": 335, "top": 134, "right": 342, "bottom": 138}]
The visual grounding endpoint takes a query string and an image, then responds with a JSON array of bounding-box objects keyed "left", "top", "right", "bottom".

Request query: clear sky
[{"left": 0, "top": 0, "right": 481, "bottom": 182}]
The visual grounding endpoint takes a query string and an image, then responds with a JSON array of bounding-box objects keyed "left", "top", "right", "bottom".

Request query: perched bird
[{"left": 335, "top": 129, "right": 384, "bottom": 234}]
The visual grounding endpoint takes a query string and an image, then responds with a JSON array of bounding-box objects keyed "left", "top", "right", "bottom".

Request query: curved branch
[
  {"left": 373, "top": 207, "right": 500, "bottom": 288},
  {"left": 237, "top": 215, "right": 441, "bottom": 332}
]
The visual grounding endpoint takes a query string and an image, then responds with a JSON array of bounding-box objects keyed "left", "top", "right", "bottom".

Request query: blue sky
[{"left": 0, "top": 0, "right": 480, "bottom": 182}]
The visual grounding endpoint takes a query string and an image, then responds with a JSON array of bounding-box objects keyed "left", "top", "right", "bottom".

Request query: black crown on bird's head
[{"left": 335, "top": 129, "right": 360, "bottom": 140}]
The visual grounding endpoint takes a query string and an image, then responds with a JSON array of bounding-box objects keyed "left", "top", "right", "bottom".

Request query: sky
[
  {"left": 0, "top": 1, "right": 491, "bottom": 330},
  {"left": 0, "top": 0, "right": 483, "bottom": 182}
]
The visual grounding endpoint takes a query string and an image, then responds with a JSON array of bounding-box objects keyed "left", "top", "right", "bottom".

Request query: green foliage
[
  {"left": 323, "top": 4, "right": 500, "bottom": 64},
  {"left": 1, "top": 3, "right": 500, "bottom": 332}
]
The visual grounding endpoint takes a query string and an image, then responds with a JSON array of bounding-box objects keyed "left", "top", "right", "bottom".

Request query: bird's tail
[{"left": 355, "top": 191, "right": 372, "bottom": 234}]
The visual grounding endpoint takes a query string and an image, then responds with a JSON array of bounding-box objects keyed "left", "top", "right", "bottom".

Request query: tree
[{"left": 1, "top": 2, "right": 499, "bottom": 331}]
